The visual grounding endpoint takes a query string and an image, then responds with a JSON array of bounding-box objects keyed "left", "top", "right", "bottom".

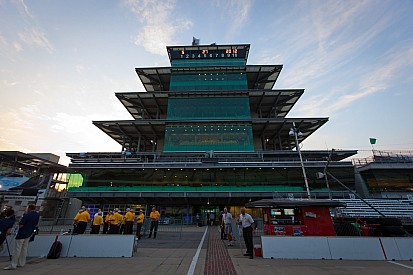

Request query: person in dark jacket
[
  {"left": 4, "top": 204, "right": 39, "bottom": 270},
  {"left": 0, "top": 209, "right": 15, "bottom": 250}
]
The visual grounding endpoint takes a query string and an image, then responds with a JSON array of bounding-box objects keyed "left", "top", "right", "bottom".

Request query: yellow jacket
[
  {"left": 150, "top": 210, "right": 160, "bottom": 221},
  {"left": 105, "top": 213, "right": 112, "bottom": 223},
  {"left": 78, "top": 210, "right": 91, "bottom": 222},
  {"left": 136, "top": 213, "right": 144, "bottom": 224},
  {"left": 93, "top": 215, "right": 104, "bottom": 226},
  {"left": 111, "top": 212, "right": 123, "bottom": 225},
  {"left": 125, "top": 211, "right": 135, "bottom": 222},
  {"left": 74, "top": 211, "right": 83, "bottom": 223}
]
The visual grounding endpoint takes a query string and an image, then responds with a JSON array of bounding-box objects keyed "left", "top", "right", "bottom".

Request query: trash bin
[{"left": 254, "top": 244, "right": 262, "bottom": 257}]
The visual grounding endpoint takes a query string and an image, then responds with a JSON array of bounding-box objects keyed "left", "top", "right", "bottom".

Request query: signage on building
[
  {"left": 170, "top": 48, "right": 247, "bottom": 59},
  {"left": 4, "top": 195, "right": 37, "bottom": 201}
]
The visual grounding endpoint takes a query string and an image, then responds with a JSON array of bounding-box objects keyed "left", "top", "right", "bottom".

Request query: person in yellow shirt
[
  {"left": 73, "top": 209, "right": 83, "bottom": 234},
  {"left": 135, "top": 209, "right": 145, "bottom": 239},
  {"left": 109, "top": 208, "right": 123, "bottom": 234},
  {"left": 78, "top": 208, "right": 91, "bottom": 234},
  {"left": 148, "top": 207, "right": 160, "bottom": 239},
  {"left": 124, "top": 208, "right": 135, "bottom": 234},
  {"left": 103, "top": 211, "right": 112, "bottom": 234},
  {"left": 119, "top": 211, "right": 125, "bottom": 234},
  {"left": 91, "top": 212, "right": 103, "bottom": 234}
]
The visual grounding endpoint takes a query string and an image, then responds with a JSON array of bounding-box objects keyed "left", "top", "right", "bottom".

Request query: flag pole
[{"left": 369, "top": 138, "right": 377, "bottom": 155}]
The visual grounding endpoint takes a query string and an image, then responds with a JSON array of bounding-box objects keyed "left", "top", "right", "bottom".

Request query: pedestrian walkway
[{"left": 204, "top": 226, "right": 236, "bottom": 275}]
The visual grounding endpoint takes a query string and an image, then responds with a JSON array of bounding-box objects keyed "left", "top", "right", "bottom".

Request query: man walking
[
  {"left": 222, "top": 208, "right": 233, "bottom": 246},
  {"left": 148, "top": 207, "right": 160, "bottom": 239},
  {"left": 4, "top": 204, "right": 39, "bottom": 270},
  {"left": 239, "top": 207, "right": 255, "bottom": 259}
]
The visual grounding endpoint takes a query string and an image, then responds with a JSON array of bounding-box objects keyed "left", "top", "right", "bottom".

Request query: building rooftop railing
[
  {"left": 352, "top": 150, "right": 413, "bottom": 166},
  {"left": 67, "top": 150, "right": 355, "bottom": 167},
  {"left": 68, "top": 185, "right": 309, "bottom": 192}
]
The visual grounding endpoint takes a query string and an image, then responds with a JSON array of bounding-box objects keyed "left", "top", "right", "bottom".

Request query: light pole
[{"left": 289, "top": 122, "right": 311, "bottom": 199}]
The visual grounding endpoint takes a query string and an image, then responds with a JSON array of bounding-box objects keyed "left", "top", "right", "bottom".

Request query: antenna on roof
[{"left": 192, "top": 37, "right": 200, "bottom": 46}]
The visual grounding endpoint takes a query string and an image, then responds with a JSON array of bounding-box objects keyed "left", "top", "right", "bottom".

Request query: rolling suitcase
[{"left": 47, "top": 235, "right": 62, "bottom": 259}]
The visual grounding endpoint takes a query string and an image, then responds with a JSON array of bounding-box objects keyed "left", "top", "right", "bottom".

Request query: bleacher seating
[{"left": 335, "top": 198, "right": 413, "bottom": 219}]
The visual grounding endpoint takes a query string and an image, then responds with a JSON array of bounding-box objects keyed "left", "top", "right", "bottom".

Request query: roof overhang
[
  {"left": 115, "top": 89, "right": 303, "bottom": 120},
  {"left": 135, "top": 65, "right": 283, "bottom": 92},
  {"left": 92, "top": 117, "right": 328, "bottom": 150},
  {"left": 0, "top": 151, "right": 67, "bottom": 172}
]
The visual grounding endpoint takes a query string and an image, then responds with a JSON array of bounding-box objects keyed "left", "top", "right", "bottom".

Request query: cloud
[
  {"left": 124, "top": 0, "right": 193, "bottom": 55},
  {"left": 325, "top": 43, "right": 413, "bottom": 113},
  {"left": 16, "top": 0, "right": 32, "bottom": 18},
  {"left": 213, "top": 0, "right": 252, "bottom": 25},
  {"left": 76, "top": 65, "right": 85, "bottom": 73},
  {"left": 12, "top": 42, "right": 23, "bottom": 52},
  {"left": 0, "top": 0, "right": 54, "bottom": 55},
  {"left": 2, "top": 79, "right": 18, "bottom": 86},
  {"left": 0, "top": 110, "right": 33, "bottom": 134},
  {"left": 135, "top": 24, "right": 175, "bottom": 54},
  {"left": 0, "top": 136, "right": 30, "bottom": 152},
  {"left": 18, "top": 27, "right": 54, "bottom": 53},
  {"left": 210, "top": 0, "right": 252, "bottom": 38},
  {"left": 260, "top": 1, "right": 410, "bottom": 119},
  {"left": 279, "top": 1, "right": 393, "bottom": 88}
]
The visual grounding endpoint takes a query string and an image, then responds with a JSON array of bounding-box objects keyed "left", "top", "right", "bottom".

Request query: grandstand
[
  {"left": 0, "top": 151, "right": 69, "bottom": 219},
  {"left": 336, "top": 198, "right": 413, "bottom": 219}
]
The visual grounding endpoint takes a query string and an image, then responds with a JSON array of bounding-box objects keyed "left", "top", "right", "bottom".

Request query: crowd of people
[
  {"left": 73, "top": 207, "right": 157, "bottom": 239},
  {"left": 1, "top": 204, "right": 256, "bottom": 270}
]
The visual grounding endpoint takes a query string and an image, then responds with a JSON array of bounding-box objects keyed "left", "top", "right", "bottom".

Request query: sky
[{"left": 1, "top": 0, "right": 413, "bottom": 166}]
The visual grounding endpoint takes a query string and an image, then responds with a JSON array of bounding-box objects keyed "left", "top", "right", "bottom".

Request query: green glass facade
[
  {"left": 164, "top": 124, "right": 254, "bottom": 152},
  {"left": 165, "top": 54, "right": 252, "bottom": 152},
  {"left": 169, "top": 73, "right": 247, "bottom": 91},
  {"left": 166, "top": 97, "right": 250, "bottom": 120}
]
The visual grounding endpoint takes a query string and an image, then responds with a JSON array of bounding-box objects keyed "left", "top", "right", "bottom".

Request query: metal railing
[
  {"left": 36, "top": 217, "right": 202, "bottom": 239},
  {"left": 352, "top": 150, "right": 413, "bottom": 166}
]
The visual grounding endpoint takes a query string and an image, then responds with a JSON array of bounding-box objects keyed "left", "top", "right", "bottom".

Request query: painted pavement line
[
  {"left": 187, "top": 226, "right": 208, "bottom": 275},
  {"left": 387, "top": 261, "right": 413, "bottom": 270}
]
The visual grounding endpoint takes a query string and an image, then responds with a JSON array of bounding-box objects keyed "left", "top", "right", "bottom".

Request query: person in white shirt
[
  {"left": 94, "top": 209, "right": 102, "bottom": 218},
  {"left": 239, "top": 207, "right": 255, "bottom": 259},
  {"left": 222, "top": 208, "right": 233, "bottom": 246}
]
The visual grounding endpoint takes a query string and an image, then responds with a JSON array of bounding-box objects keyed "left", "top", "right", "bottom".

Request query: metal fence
[{"left": 36, "top": 217, "right": 202, "bottom": 239}]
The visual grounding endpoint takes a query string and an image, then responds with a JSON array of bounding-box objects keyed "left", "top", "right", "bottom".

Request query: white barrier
[
  {"left": 327, "top": 237, "right": 385, "bottom": 260},
  {"left": 380, "top": 237, "right": 413, "bottom": 261},
  {"left": 261, "top": 236, "right": 413, "bottom": 260},
  {"left": 261, "top": 236, "right": 331, "bottom": 259},
  {"left": 1, "top": 235, "right": 134, "bottom": 258}
]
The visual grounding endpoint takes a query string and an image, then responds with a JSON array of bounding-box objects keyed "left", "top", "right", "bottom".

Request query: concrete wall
[
  {"left": 261, "top": 236, "right": 413, "bottom": 260},
  {"left": 0, "top": 235, "right": 135, "bottom": 258}
]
